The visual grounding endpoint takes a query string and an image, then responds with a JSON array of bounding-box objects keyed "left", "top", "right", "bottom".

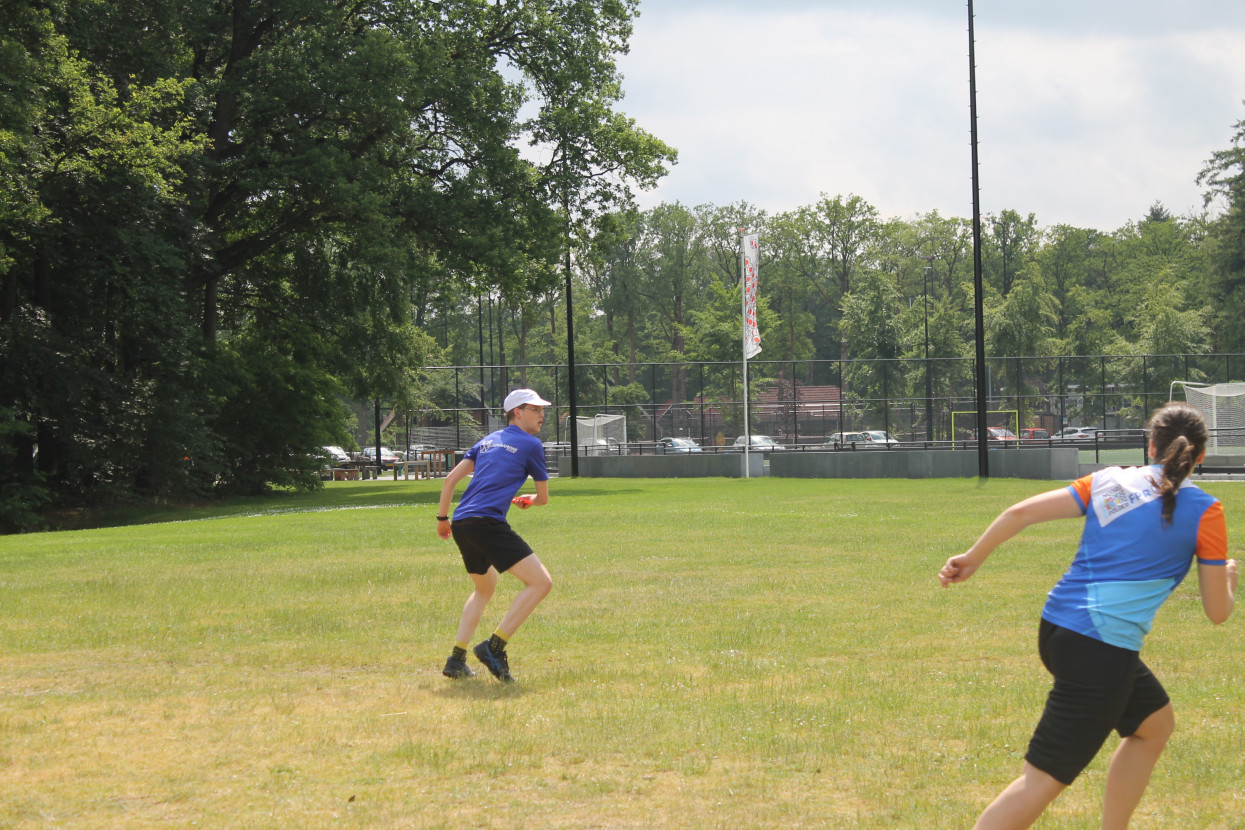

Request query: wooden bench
[{"left": 393, "top": 460, "right": 432, "bottom": 480}]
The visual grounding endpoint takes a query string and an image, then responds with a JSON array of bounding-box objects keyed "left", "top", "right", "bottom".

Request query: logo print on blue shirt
[
  {"left": 1092, "top": 468, "right": 1159, "bottom": 527},
  {"left": 1101, "top": 484, "right": 1132, "bottom": 517}
]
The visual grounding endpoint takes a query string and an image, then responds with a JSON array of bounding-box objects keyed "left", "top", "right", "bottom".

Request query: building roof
[{"left": 756, "top": 383, "right": 842, "bottom": 405}]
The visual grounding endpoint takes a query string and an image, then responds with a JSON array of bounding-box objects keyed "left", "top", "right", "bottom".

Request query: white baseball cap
[{"left": 503, "top": 388, "right": 552, "bottom": 413}]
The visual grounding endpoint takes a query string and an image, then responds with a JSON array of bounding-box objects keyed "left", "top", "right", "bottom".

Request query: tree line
[
  {"left": 2, "top": 1, "right": 1243, "bottom": 532},
  {"left": 0, "top": 0, "right": 674, "bottom": 530},
  {"left": 427, "top": 169, "right": 1245, "bottom": 428}
]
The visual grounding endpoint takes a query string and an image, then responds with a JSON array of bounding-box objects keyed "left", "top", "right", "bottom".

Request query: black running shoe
[
  {"left": 473, "top": 640, "right": 514, "bottom": 683},
  {"left": 442, "top": 655, "right": 475, "bottom": 679}
]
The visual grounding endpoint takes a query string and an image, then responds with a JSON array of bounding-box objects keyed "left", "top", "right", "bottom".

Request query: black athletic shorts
[
  {"left": 1025, "top": 618, "right": 1170, "bottom": 785},
  {"left": 450, "top": 517, "right": 534, "bottom": 575}
]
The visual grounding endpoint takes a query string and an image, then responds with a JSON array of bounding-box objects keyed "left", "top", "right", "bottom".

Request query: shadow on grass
[
  {"left": 430, "top": 679, "right": 530, "bottom": 700},
  {"left": 42, "top": 481, "right": 444, "bottom": 532},
  {"left": 38, "top": 480, "right": 647, "bottom": 534}
]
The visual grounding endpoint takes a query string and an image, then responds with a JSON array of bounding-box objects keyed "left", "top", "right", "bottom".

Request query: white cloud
[{"left": 617, "top": 2, "right": 1245, "bottom": 230}]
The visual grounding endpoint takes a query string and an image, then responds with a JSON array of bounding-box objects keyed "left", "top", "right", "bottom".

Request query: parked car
[
  {"left": 592, "top": 438, "right": 626, "bottom": 456},
  {"left": 972, "top": 427, "right": 1019, "bottom": 442},
  {"left": 658, "top": 437, "right": 702, "bottom": 453},
  {"left": 404, "top": 444, "right": 439, "bottom": 461},
  {"left": 361, "top": 446, "right": 401, "bottom": 468},
  {"left": 539, "top": 440, "right": 619, "bottom": 457},
  {"left": 732, "top": 434, "right": 786, "bottom": 451},
  {"left": 319, "top": 445, "right": 350, "bottom": 465},
  {"left": 864, "top": 430, "right": 900, "bottom": 447},
  {"left": 826, "top": 431, "right": 873, "bottom": 448},
  {"left": 1054, "top": 427, "right": 1098, "bottom": 443},
  {"left": 1018, "top": 428, "right": 1050, "bottom": 441}
]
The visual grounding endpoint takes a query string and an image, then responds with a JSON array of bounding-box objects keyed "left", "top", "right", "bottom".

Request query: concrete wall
[
  {"left": 769, "top": 448, "right": 1080, "bottom": 480},
  {"left": 578, "top": 453, "right": 762, "bottom": 478},
  {"left": 574, "top": 449, "right": 1078, "bottom": 480}
]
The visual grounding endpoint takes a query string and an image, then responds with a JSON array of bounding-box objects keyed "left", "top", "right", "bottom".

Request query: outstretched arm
[
  {"left": 1197, "top": 559, "right": 1237, "bottom": 624},
  {"left": 938, "top": 488, "right": 1083, "bottom": 586}
]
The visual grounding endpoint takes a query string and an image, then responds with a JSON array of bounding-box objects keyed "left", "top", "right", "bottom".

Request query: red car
[{"left": 1019, "top": 428, "right": 1050, "bottom": 440}]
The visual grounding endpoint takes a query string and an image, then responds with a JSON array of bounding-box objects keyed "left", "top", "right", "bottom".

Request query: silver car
[
  {"left": 826, "top": 431, "right": 873, "bottom": 448},
  {"left": 732, "top": 434, "right": 786, "bottom": 451}
]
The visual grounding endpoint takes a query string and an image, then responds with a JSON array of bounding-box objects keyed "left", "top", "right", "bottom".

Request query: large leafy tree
[
  {"left": 1, "top": 3, "right": 209, "bottom": 516},
  {"left": 983, "top": 209, "right": 1039, "bottom": 297},
  {"left": 1, "top": 0, "right": 674, "bottom": 523},
  {"left": 1198, "top": 110, "right": 1245, "bottom": 352}
]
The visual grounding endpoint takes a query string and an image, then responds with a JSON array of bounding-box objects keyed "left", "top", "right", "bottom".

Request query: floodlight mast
[
  {"left": 564, "top": 191, "right": 578, "bottom": 477},
  {"left": 968, "top": 0, "right": 989, "bottom": 477}
]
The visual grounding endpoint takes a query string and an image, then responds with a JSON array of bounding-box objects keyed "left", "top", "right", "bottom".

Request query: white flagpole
[{"left": 740, "top": 228, "right": 750, "bottom": 479}]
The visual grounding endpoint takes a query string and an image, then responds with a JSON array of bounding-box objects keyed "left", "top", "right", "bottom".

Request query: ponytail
[{"left": 1147, "top": 402, "right": 1208, "bottom": 524}]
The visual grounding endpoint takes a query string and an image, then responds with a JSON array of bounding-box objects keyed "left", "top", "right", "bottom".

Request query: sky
[{"left": 614, "top": 0, "right": 1245, "bottom": 231}]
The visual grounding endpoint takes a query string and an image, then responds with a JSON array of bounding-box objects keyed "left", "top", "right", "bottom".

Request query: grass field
[{"left": 2, "top": 477, "right": 1242, "bottom": 829}]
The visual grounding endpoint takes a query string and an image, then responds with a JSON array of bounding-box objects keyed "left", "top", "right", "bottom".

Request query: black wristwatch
[{"left": 436, "top": 515, "right": 450, "bottom": 521}]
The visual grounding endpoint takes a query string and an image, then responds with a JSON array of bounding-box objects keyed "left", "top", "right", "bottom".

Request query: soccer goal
[
  {"left": 950, "top": 409, "right": 1019, "bottom": 442},
  {"left": 1173, "top": 381, "right": 1245, "bottom": 454},
  {"left": 575, "top": 413, "right": 627, "bottom": 455}
]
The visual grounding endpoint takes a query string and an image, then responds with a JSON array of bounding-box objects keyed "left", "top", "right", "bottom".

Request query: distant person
[
  {"left": 436, "top": 389, "right": 553, "bottom": 682},
  {"left": 938, "top": 402, "right": 1236, "bottom": 830}
]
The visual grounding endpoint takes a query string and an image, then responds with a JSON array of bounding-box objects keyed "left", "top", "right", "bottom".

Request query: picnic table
[{"left": 394, "top": 450, "right": 455, "bottom": 479}]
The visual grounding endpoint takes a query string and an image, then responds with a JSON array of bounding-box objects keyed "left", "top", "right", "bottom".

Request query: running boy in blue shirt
[{"left": 436, "top": 389, "right": 552, "bottom": 682}]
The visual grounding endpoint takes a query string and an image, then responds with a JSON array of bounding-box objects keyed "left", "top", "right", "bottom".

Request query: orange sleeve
[
  {"left": 1067, "top": 474, "right": 1093, "bottom": 512},
  {"left": 1195, "top": 501, "right": 1228, "bottom": 564}
]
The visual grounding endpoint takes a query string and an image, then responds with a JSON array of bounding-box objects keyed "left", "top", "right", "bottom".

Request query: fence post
[
  {"left": 791, "top": 360, "right": 799, "bottom": 445},
  {"left": 699, "top": 364, "right": 705, "bottom": 443},
  {"left": 882, "top": 360, "right": 890, "bottom": 439},
  {"left": 1101, "top": 356, "right": 1107, "bottom": 431},
  {"left": 1014, "top": 356, "right": 1022, "bottom": 429},
  {"left": 652, "top": 363, "right": 662, "bottom": 440},
  {"left": 1058, "top": 357, "right": 1065, "bottom": 432},
  {"left": 1141, "top": 355, "right": 1148, "bottom": 421}
]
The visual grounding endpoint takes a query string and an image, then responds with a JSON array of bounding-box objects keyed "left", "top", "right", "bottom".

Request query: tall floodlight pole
[
  {"left": 564, "top": 192, "right": 579, "bottom": 477},
  {"left": 968, "top": 0, "right": 989, "bottom": 477}
]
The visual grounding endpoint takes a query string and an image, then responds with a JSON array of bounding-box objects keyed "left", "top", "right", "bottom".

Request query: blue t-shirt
[
  {"left": 1042, "top": 465, "right": 1227, "bottom": 651},
  {"left": 453, "top": 425, "right": 548, "bottom": 522}
]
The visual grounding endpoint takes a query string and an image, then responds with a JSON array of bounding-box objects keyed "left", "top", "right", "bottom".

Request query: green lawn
[{"left": 2, "top": 478, "right": 1242, "bottom": 828}]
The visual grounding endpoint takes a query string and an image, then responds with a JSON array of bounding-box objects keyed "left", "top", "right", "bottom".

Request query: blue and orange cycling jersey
[{"left": 1042, "top": 465, "right": 1228, "bottom": 651}]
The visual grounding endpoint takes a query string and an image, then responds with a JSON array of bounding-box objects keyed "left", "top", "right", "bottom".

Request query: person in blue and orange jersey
[
  {"left": 436, "top": 389, "right": 552, "bottom": 683},
  {"left": 939, "top": 402, "right": 1236, "bottom": 830}
]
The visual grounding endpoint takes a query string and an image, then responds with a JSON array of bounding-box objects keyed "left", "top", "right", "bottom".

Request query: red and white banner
[
  {"left": 742, "top": 233, "right": 761, "bottom": 359},
  {"left": 380, "top": 407, "right": 398, "bottom": 432}
]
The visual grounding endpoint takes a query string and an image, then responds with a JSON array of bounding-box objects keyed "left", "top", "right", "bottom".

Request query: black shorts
[
  {"left": 1025, "top": 619, "right": 1170, "bottom": 785},
  {"left": 450, "top": 517, "right": 534, "bottom": 575}
]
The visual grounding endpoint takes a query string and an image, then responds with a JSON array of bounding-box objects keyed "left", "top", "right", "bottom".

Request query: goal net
[
  {"left": 575, "top": 413, "right": 627, "bottom": 454},
  {"left": 950, "top": 409, "right": 1019, "bottom": 442},
  {"left": 1177, "top": 382, "right": 1245, "bottom": 454}
]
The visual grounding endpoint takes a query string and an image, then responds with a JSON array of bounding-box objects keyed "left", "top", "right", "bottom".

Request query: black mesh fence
[{"left": 404, "top": 354, "right": 1245, "bottom": 450}]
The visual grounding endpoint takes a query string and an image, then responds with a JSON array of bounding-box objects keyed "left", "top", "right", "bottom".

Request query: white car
[
  {"left": 826, "top": 431, "right": 874, "bottom": 448},
  {"left": 319, "top": 445, "right": 350, "bottom": 465},
  {"left": 863, "top": 430, "right": 900, "bottom": 447},
  {"left": 733, "top": 434, "right": 786, "bottom": 451}
]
